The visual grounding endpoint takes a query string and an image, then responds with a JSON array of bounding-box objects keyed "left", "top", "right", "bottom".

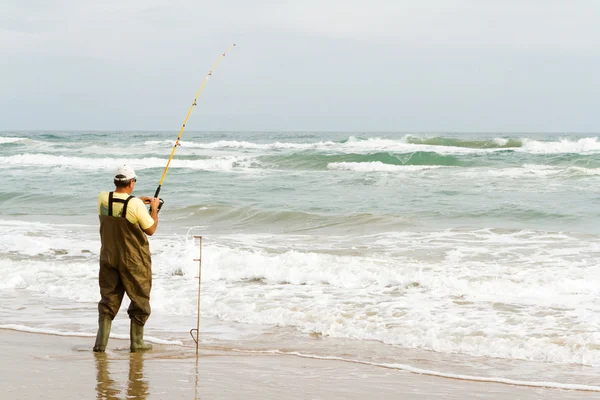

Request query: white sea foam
[
  {"left": 144, "top": 136, "right": 490, "bottom": 155},
  {"left": 327, "top": 162, "right": 446, "bottom": 172},
  {"left": 492, "top": 137, "right": 509, "bottom": 146},
  {"left": 0, "top": 220, "right": 97, "bottom": 258},
  {"left": 325, "top": 161, "right": 600, "bottom": 181},
  {"left": 3, "top": 220, "right": 600, "bottom": 367},
  {"left": 9, "top": 135, "right": 600, "bottom": 159},
  {"left": 521, "top": 137, "right": 600, "bottom": 154},
  {"left": 144, "top": 139, "right": 339, "bottom": 151},
  {"left": 3, "top": 131, "right": 600, "bottom": 377},
  {"left": 0, "top": 136, "right": 26, "bottom": 144},
  {"left": 561, "top": 166, "right": 600, "bottom": 176},
  {"left": 450, "top": 163, "right": 600, "bottom": 179},
  {"left": 0, "top": 153, "right": 260, "bottom": 172},
  {"left": 141, "top": 136, "right": 600, "bottom": 156}
]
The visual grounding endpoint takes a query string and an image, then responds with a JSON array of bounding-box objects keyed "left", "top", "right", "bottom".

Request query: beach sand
[{"left": 0, "top": 330, "right": 596, "bottom": 400}]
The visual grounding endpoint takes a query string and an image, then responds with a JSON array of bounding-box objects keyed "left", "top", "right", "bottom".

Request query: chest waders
[{"left": 93, "top": 193, "right": 153, "bottom": 352}]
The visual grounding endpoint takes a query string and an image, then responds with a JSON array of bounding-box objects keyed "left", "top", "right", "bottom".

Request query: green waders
[{"left": 93, "top": 193, "right": 153, "bottom": 352}]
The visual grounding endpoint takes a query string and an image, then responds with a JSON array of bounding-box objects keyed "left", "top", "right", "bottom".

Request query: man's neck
[{"left": 114, "top": 188, "right": 133, "bottom": 195}]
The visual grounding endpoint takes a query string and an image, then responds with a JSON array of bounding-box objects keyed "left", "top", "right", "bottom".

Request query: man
[{"left": 93, "top": 164, "right": 160, "bottom": 352}]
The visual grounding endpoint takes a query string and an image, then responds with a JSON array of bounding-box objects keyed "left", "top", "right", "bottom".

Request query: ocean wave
[
  {"left": 0, "top": 136, "right": 27, "bottom": 144},
  {"left": 7, "top": 151, "right": 600, "bottom": 173},
  {"left": 521, "top": 137, "right": 600, "bottom": 154},
  {"left": 560, "top": 166, "right": 600, "bottom": 176},
  {"left": 167, "top": 204, "right": 414, "bottom": 234},
  {"left": 141, "top": 135, "right": 600, "bottom": 157},
  {"left": 327, "top": 162, "right": 447, "bottom": 172},
  {"left": 326, "top": 161, "right": 600, "bottom": 176},
  {"left": 454, "top": 164, "right": 600, "bottom": 179},
  {"left": 7, "top": 134, "right": 600, "bottom": 158},
  {"left": 0, "top": 153, "right": 261, "bottom": 172},
  {"left": 265, "top": 151, "right": 462, "bottom": 169},
  {"left": 144, "top": 139, "right": 340, "bottom": 150},
  {"left": 144, "top": 136, "right": 487, "bottom": 155},
  {"left": 4, "top": 223, "right": 600, "bottom": 367},
  {"left": 406, "top": 136, "right": 523, "bottom": 149}
]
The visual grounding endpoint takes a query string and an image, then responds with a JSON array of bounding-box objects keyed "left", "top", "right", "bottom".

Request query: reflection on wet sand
[{"left": 94, "top": 352, "right": 149, "bottom": 400}]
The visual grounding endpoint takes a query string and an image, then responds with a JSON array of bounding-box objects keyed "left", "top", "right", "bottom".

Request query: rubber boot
[
  {"left": 93, "top": 315, "right": 112, "bottom": 352},
  {"left": 130, "top": 321, "right": 152, "bottom": 352}
]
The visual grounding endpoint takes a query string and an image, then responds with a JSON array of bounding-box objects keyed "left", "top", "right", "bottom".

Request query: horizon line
[{"left": 2, "top": 129, "right": 600, "bottom": 135}]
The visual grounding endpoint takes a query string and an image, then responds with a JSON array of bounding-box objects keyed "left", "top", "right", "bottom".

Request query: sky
[{"left": 1, "top": 0, "right": 599, "bottom": 132}]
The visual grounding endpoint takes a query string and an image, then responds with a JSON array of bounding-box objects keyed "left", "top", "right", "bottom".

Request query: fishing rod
[{"left": 152, "top": 43, "right": 236, "bottom": 212}]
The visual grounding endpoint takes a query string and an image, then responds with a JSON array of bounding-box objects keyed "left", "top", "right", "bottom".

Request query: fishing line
[{"left": 153, "top": 43, "right": 236, "bottom": 211}]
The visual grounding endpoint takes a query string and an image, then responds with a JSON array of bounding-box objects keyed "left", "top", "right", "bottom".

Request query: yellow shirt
[{"left": 97, "top": 191, "right": 155, "bottom": 230}]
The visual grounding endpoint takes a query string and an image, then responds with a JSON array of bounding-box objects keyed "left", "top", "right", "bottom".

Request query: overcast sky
[{"left": 1, "top": 0, "right": 599, "bottom": 132}]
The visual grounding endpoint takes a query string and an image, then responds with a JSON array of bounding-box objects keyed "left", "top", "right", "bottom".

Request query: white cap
[{"left": 114, "top": 164, "right": 137, "bottom": 181}]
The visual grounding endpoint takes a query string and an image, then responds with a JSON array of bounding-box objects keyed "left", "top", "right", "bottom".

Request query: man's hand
[
  {"left": 148, "top": 197, "right": 161, "bottom": 212},
  {"left": 139, "top": 196, "right": 152, "bottom": 204}
]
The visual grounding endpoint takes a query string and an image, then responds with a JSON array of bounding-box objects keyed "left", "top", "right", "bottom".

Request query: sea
[{"left": 2, "top": 130, "right": 600, "bottom": 390}]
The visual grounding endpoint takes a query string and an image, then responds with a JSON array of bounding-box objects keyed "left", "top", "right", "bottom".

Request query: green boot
[
  {"left": 93, "top": 315, "right": 112, "bottom": 352},
  {"left": 130, "top": 321, "right": 152, "bottom": 352}
]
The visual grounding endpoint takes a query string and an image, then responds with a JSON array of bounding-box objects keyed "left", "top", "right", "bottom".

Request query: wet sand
[{"left": 1, "top": 330, "right": 598, "bottom": 399}]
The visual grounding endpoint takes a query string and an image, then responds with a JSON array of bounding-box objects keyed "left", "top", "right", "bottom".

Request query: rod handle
[
  {"left": 151, "top": 198, "right": 164, "bottom": 214},
  {"left": 151, "top": 185, "right": 164, "bottom": 214}
]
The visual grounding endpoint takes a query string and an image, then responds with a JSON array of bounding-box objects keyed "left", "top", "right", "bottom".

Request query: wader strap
[
  {"left": 107, "top": 192, "right": 134, "bottom": 218},
  {"left": 108, "top": 192, "right": 114, "bottom": 217},
  {"left": 121, "top": 196, "right": 133, "bottom": 218}
]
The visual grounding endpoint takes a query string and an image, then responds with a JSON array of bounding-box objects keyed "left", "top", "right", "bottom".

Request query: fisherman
[{"left": 93, "top": 164, "right": 160, "bottom": 352}]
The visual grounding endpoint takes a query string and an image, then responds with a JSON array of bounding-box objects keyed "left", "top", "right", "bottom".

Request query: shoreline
[{"left": 1, "top": 329, "right": 597, "bottom": 400}]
